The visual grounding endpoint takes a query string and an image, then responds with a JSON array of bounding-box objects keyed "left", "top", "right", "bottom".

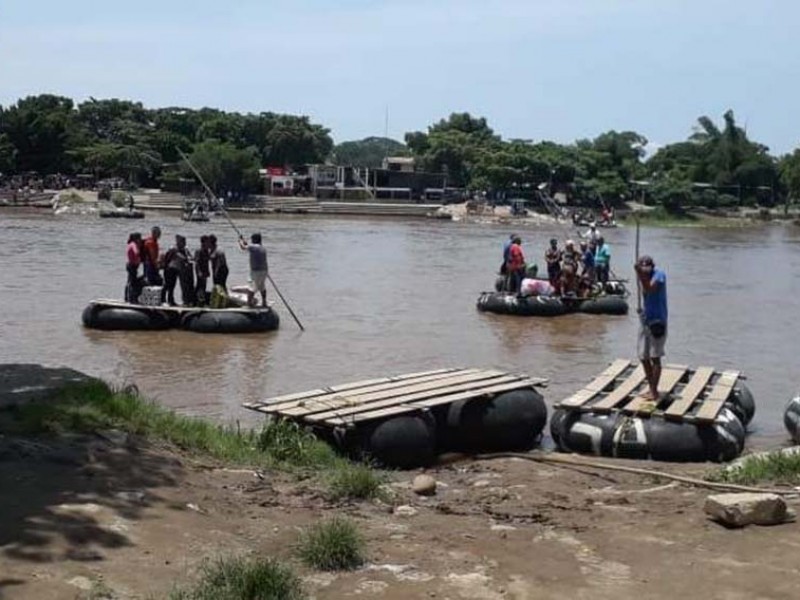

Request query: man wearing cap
[{"left": 636, "top": 255, "right": 668, "bottom": 401}]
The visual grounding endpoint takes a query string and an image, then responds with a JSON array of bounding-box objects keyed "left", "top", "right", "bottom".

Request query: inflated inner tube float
[
  {"left": 550, "top": 383, "right": 755, "bottom": 463},
  {"left": 336, "top": 388, "right": 547, "bottom": 468},
  {"left": 82, "top": 300, "right": 279, "bottom": 334},
  {"left": 784, "top": 396, "right": 800, "bottom": 443},
  {"left": 343, "top": 412, "right": 438, "bottom": 469},
  {"left": 439, "top": 388, "right": 548, "bottom": 453},
  {"left": 478, "top": 291, "right": 628, "bottom": 317}
]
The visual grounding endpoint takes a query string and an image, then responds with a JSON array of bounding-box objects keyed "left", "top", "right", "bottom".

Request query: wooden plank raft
[
  {"left": 554, "top": 360, "right": 742, "bottom": 424},
  {"left": 244, "top": 368, "right": 547, "bottom": 427}
]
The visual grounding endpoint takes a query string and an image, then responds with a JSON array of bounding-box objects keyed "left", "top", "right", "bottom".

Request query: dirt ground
[{"left": 1, "top": 432, "right": 798, "bottom": 600}]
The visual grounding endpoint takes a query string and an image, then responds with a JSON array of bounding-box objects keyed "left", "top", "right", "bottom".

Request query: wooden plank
[
  {"left": 305, "top": 374, "right": 526, "bottom": 423},
  {"left": 283, "top": 370, "right": 511, "bottom": 418},
  {"left": 694, "top": 370, "right": 740, "bottom": 422},
  {"left": 257, "top": 368, "right": 473, "bottom": 412},
  {"left": 247, "top": 368, "right": 460, "bottom": 408},
  {"left": 623, "top": 365, "right": 687, "bottom": 415},
  {"left": 323, "top": 379, "right": 539, "bottom": 425},
  {"left": 590, "top": 366, "right": 645, "bottom": 412},
  {"left": 664, "top": 367, "right": 714, "bottom": 419},
  {"left": 558, "top": 359, "right": 631, "bottom": 408}
]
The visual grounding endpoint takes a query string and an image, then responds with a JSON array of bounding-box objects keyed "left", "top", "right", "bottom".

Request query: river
[{"left": 1, "top": 209, "right": 798, "bottom": 444}]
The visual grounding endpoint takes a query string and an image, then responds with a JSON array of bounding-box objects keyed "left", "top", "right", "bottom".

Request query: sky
[{"left": 1, "top": 0, "right": 798, "bottom": 154}]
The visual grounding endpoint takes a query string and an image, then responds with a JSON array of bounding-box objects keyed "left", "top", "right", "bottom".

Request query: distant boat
[
  {"left": 100, "top": 208, "right": 145, "bottom": 219},
  {"left": 182, "top": 210, "right": 210, "bottom": 222}
]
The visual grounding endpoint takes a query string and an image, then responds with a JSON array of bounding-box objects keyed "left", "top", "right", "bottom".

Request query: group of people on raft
[
  {"left": 500, "top": 226, "right": 612, "bottom": 299},
  {"left": 124, "top": 226, "right": 269, "bottom": 308}
]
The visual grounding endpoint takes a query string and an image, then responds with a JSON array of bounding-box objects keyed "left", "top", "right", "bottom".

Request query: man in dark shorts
[
  {"left": 636, "top": 255, "right": 668, "bottom": 401},
  {"left": 545, "top": 238, "right": 562, "bottom": 286}
]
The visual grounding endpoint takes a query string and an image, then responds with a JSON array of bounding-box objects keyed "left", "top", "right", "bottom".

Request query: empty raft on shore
[
  {"left": 551, "top": 360, "right": 754, "bottom": 463},
  {"left": 477, "top": 292, "right": 629, "bottom": 317},
  {"left": 244, "top": 367, "right": 548, "bottom": 468},
  {"left": 82, "top": 299, "right": 280, "bottom": 334}
]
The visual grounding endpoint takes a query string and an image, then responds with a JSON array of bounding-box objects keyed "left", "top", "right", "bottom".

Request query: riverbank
[{"left": 2, "top": 366, "right": 800, "bottom": 599}]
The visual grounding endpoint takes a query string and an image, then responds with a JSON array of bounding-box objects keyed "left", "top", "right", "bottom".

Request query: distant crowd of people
[
  {"left": 125, "top": 226, "right": 269, "bottom": 308},
  {"left": 500, "top": 224, "right": 612, "bottom": 298}
]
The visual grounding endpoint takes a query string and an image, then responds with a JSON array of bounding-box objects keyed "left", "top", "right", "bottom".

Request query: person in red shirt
[
  {"left": 125, "top": 232, "right": 143, "bottom": 303},
  {"left": 505, "top": 236, "right": 526, "bottom": 293},
  {"left": 142, "top": 226, "right": 162, "bottom": 285}
]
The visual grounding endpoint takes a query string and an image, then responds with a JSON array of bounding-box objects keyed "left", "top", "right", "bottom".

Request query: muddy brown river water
[{"left": 1, "top": 209, "right": 798, "bottom": 444}]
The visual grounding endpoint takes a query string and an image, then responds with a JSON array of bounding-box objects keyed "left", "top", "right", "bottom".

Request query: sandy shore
[{"left": 2, "top": 427, "right": 798, "bottom": 599}]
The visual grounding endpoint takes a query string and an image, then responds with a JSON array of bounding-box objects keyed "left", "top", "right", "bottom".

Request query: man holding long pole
[{"left": 635, "top": 254, "right": 668, "bottom": 401}]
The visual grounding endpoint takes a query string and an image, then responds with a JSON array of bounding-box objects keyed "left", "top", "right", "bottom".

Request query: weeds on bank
[
  {"left": 256, "top": 419, "right": 338, "bottom": 468},
  {"left": 170, "top": 556, "right": 305, "bottom": 600},
  {"left": 326, "top": 460, "right": 387, "bottom": 502},
  {"left": 296, "top": 517, "right": 366, "bottom": 571},
  {"left": 711, "top": 451, "right": 800, "bottom": 486},
  {"left": 3, "top": 382, "right": 385, "bottom": 498}
]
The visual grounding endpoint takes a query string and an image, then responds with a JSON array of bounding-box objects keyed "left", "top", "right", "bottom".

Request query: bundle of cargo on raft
[
  {"left": 244, "top": 367, "right": 549, "bottom": 468},
  {"left": 82, "top": 299, "right": 279, "bottom": 334},
  {"left": 551, "top": 359, "right": 755, "bottom": 463}
]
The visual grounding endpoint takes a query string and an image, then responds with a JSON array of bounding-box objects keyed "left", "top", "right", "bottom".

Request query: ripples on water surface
[{"left": 1, "top": 210, "right": 798, "bottom": 442}]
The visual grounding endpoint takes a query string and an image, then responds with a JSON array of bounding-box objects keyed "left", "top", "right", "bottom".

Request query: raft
[
  {"left": 551, "top": 360, "right": 753, "bottom": 463},
  {"left": 81, "top": 299, "right": 279, "bottom": 334},
  {"left": 99, "top": 209, "right": 145, "bottom": 219},
  {"left": 181, "top": 212, "right": 210, "bottom": 222},
  {"left": 477, "top": 291, "right": 628, "bottom": 317},
  {"left": 244, "top": 367, "right": 548, "bottom": 469}
]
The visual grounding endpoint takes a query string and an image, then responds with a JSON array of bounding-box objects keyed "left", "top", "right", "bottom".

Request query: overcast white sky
[{"left": 1, "top": 0, "right": 798, "bottom": 153}]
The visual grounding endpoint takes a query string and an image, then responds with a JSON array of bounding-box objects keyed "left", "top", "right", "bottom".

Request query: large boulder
[{"left": 704, "top": 493, "right": 791, "bottom": 528}]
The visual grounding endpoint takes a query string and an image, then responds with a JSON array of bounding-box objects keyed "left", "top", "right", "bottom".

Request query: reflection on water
[{"left": 1, "top": 209, "right": 799, "bottom": 439}]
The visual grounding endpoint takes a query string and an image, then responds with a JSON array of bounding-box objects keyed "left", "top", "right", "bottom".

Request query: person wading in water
[{"left": 636, "top": 255, "right": 668, "bottom": 402}]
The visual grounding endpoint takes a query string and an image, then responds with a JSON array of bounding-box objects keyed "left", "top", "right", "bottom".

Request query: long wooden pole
[
  {"left": 177, "top": 148, "right": 306, "bottom": 331},
  {"left": 635, "top": 215, "right": 642, "bottom": 312}
]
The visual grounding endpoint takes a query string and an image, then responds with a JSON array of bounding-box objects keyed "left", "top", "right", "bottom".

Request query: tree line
[{"left": 1, "top": 94, "right": 798, "bottom": 207}]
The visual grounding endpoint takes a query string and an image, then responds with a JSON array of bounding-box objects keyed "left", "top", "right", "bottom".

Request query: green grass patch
[
  {"left": 711, "top": 451, "right": 800, "bottom": 486},
  {"left": 170, "top": 556, "right": 305, "bottom": 600},
  {"left": 2, "top": 382, "right": 333, "bottom": 471},
  {"left": 257, "top": 419, "right": 338, "bottom": 468},
  {"left": 326, "top": 461, "right": 387, "bottom": 502},
  {"left": 1, "top": 381, "right": 387, "bottom": 497},
  {"left": 296, "top": 517, "right": 366, "bottom": 571}
]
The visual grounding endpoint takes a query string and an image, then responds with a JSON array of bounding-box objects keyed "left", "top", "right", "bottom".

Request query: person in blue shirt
[
  {"left": 595, "top": 236, "right": 611, "bottom": 284},
  {"left": 636, "top": 255, "right": 668, "bottom": 402}
]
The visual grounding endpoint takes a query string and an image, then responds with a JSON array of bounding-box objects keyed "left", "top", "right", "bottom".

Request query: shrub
[
  {"left": 170, "top": 556, "right": 305, "bottom": 600},
  {"left": 296, "top": 517, "right": 365, "bottom": 571}
]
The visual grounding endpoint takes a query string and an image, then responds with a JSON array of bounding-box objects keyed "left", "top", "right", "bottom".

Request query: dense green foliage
[
  {"left": 333, "top": 136, "right": 408, "bottom": 167},
  {"left": 404, "top": 110, "right": 786, "bottom": 207},
  {"left": 0, "top": 94, "right": 794, "bottom": 208},
  {"left": 0, "top": 94, "right": 333, "bottom": 192},
  {"left": 712, "top": 451, "right": 800, "bottom": 486}
]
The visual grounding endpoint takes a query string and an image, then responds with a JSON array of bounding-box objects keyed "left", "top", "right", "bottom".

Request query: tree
[
  {"left": 0, "top": 132, "right": 16, "bottom": 173},
  {"left": 186, "top": 140, "right": 261, "bottom": 194},
  {"left": 333, "top": 137, "right": 408, "bottom": 167},
  {"left": 780, "top": 149, "right": 800, "bottom": 211},
  {"left": 0, "top": 94, "right": 81, "bottom": 173}
]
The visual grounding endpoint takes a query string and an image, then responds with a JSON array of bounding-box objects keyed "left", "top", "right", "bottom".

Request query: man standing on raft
[{"left": 635, "top": 255, "right": 667, "bottom": 401}]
